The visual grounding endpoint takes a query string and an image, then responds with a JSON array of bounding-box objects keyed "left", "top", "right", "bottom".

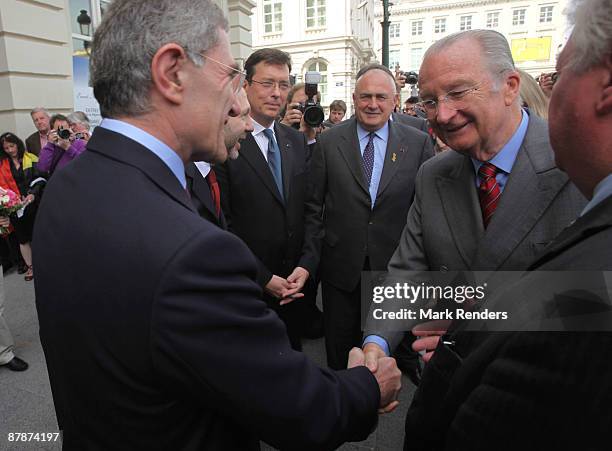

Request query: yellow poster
[{"left": 511, "top": 37, "right": 552, "bottom": 62}]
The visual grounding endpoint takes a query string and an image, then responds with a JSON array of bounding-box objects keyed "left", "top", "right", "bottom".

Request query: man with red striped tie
[{"left": 362, "top": 29, "right": 587, "bottom": 448}]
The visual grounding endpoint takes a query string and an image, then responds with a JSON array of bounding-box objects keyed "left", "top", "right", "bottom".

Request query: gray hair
[
  {"left": 566, "top": 0, "right": 612, "bottom": 72},
  {"left": 30, "top": 107, "right": 50, "bottom": 117},
  {"left": 67, "top": 111, "right": 91, "bottom": 131},
  {"left": 90, "top": 0, "right": 228, "bottom": 118},
  {"left": 423, "top": 29, "right": 515, "bottom": 84}
]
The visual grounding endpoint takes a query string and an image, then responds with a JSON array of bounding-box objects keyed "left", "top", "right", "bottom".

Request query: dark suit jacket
[
  {"left": 33, "top": 126, "right": 380, "bottom": 451},
  {"left": 301, "top": 118, "right": 434, "bottom": 292},
  {"left": 405, "top": 196, "right": 612, "bottom": 450},
  {"left": 25, "top": 131, "right": 43, "bottom": 156},
  {"left": 392, "top": 112, "right": 429, "bottom": 134},
  {"left": 216, "top": 122, "right": 309, "bottom": 287},
  {"left": 185, "top": 162, "right": 226, "bottom": 229}
]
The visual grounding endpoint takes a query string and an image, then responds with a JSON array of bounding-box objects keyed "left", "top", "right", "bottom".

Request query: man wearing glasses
[
  {"left": 34, "top": 2, "right": 401, "bottom": 449},
  {"left": 216, "top": 48, "right": 314, "bottom": 351},
  {"left": 362, "top": 29, "right": 585, "bottom": 449}
]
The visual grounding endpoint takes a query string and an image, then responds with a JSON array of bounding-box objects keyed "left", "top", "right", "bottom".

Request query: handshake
[{"left": 349, "top": 347, "right": 403, "bottom": 414}]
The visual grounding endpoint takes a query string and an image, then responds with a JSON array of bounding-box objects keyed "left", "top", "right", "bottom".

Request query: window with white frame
[
  {"left": 434, "top": 18, "right": 446, "bottom": 34},
  {"left": 459, "top": 15, "right": 472, "bottom": 31},
  {"left": 264, "top": 0, "right": 283, "bottom": 33},
  {"left": 512, "top": 8, "right": 526, "bottom": 26},
  {"left": 307, "top": 60, "right": 328, "bottom": 104},
  {"left": 411, "top": 20, "right": 423, "bottom": 36},
  {"left": 389, "top": 50, "right": 401, "bottom": 71},
  {"left": 306, "top": 0, "right": 326, "bottom": 29},
  {"left": 389, "top": 23, "right": 400, "bottom": 38},
  {"left": 409, "top": 47, "right": 423, "bottom": 72},
  {"left": 539, "top": 5, "right": 553, "bottom": 23},
  {"left": 486, "top": 11, "right": 500, "bottom": 28}
]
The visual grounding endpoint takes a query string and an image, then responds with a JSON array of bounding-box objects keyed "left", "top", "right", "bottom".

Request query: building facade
[
  {"left": 251, "top": 0, "right": 378, "bottom": 115},
  {"left": 0, "top": 0, "right": 256, "bottom": 141},
  {"left": 374, "top": 0, "right": 570, "bottom": 99}
]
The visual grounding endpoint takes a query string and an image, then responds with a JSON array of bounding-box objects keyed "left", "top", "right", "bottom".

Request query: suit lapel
[
  {"left": 275, "top": 123, "right": 293, "bottom": 203},
  {"left": 337, "top": 119, "right": 370, "bottom": 196},
  {"left": 472, "top": 117, "right": 570, "bottom": 270},
  {"left": 86, "top": 127, "right": 195, "bottom": 213},
  {"left": 239, "top": 131, "right": 284, "bottom": 206},
  {"left": 376, "top": 121, "right": 413, "bottom": 199},
  {"left": 437, "top": 154, "right": 484, "bottom": 267}
]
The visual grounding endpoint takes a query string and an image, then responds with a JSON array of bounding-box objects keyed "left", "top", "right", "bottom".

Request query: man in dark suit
[
  {"left": 369, "top": 7, "right": 612, "bottom": 447},
  {"left": 297, "top": 63, "right": 434, "bottom": 369},
  {"left": 24, "top": 107, "right": 50, "bottom": 156},
  {"left": 33, "top": 1, "right": 402, "bottom": 449},
  {"left": 186, "top": 87, "right": 254, "bottom": 229},
  {"left": 364, "top": 30, "right": 585, "bottom": 371},
  {"left": 216, "top": 49, "right": 313, "bottom": 350}
]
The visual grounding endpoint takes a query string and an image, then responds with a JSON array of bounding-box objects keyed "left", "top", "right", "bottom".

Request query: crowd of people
[{"left": 0, "top": 0, "right": 610, "bottom": 449}]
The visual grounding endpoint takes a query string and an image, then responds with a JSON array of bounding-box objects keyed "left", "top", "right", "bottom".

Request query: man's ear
[
  {"left": 504, "top": 70, "right": 521, "bottom": 106},
  {"left": 595, "top": 54, "right": 612, "bottom": 115},
  {"left": 150, "top": 43, "right": 189, "bottom": 106}
]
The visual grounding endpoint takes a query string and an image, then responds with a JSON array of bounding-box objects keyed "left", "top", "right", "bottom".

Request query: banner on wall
[
  {"left": 73, "top": 56, "right": 102, "bottom": 128},
  {"left": 511, "top": 37, "right": 552, "bottom": 62}
]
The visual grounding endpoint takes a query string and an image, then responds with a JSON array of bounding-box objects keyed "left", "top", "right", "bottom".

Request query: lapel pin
[{"left": 392, "top": 153, "right": 397, "bottom": 162}]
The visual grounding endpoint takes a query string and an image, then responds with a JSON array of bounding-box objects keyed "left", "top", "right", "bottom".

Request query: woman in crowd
[
  {"left": 518, "top": 68, "right": 549, "bottom": 120},
  {"left": 38, "top": 114, "right": 87, "bottom": 176},
  {"left": 0, "top": 133, "right": 46, "bottom": 281}
]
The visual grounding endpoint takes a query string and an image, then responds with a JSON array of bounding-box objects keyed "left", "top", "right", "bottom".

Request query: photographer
[
  {"left": 67, "top": 111, "right": 91, "bottom": 142},
  {"left": 280, "top": 82, "right": 322, "bottom": 142},
  {"left": 38, "top": 114, "right": 87, "bottom": 177}
]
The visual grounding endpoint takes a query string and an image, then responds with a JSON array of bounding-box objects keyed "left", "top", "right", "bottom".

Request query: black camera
[
  {"left": 298, "top": 71, "right": 325, "bottom": 128},
  {"left": 57, "top": 127, "right": 71, "bottom": 140},
  {"left": 400, "top": 71, "right": 419, "bottom": 85}
]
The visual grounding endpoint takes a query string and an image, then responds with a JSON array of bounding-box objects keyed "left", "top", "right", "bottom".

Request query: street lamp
[
  {"left": 381, "top": 0, "right": 391, "bottom": 67},
  {"left": 77, "top": 10, "right": 92, "bottom": 37}
]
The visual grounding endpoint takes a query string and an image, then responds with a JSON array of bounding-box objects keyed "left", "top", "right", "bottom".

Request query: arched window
[{"left": 307, "top": 60, "right": 328, "bottom": 105}]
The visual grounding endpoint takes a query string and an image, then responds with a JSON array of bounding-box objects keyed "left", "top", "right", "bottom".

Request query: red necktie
[
  {"left": 206, "top": 168, "right": 221, "bottom": 218},
  {"left": 478, "top": 162, "right": 501, "bottom": 228}
]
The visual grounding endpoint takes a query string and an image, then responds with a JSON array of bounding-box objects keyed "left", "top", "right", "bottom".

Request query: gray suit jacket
[
  {"left": 300, "top": 118, "right": 434, "bottom": 292},
  {"left": 368, "top": 114, "right": 586, "bottom": 350}
]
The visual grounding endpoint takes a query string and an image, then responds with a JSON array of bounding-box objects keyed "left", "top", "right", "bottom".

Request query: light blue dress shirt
[
  {"left": 357, "top": 121, "right": 389, "bottom": 208},
  {"left": 363, "top": 111, "right": 530, "bottom": 356},
  {"left": 98, "top": 118, "right": 186, "bottom": 189},
  {"left": 471, "top": 109, "right": 529, "bottom": 192},
  {"left": 581, "top": 173, "right": 612, "bottom": 216}
]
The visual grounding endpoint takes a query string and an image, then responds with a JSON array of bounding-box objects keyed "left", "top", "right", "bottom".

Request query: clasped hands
[{"left": 264, "top": 267, "right": 309, "bottom": 305}]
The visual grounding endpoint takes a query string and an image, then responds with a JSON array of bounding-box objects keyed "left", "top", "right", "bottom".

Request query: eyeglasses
[
  {"left": 417, "top": 85, "right": 481, "bottom": 117},
  {"left": 192, "top": 51, "right": 246, "bottom": 94},
  {"left": 249, "top": 79, "right": 291, "bottom": 92}
]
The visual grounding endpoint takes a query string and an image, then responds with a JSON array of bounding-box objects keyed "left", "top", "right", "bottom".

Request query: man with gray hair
[
  {"left": 25, "top": 107, "right": 50, "bottom": 156},
  {"left": 33, "top": 1, "right": 401, "bottom": 450}
]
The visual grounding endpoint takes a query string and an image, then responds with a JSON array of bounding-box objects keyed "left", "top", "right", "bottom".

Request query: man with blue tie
[
  {"left": 298, "top": 64, "right": 434, "bottom": 369},
  {"left": 215, "top": 48, "right": 311, "bottom": 350}
]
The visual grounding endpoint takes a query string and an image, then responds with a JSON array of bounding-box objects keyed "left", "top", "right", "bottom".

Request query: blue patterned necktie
[
  {"left": 262, "top": 128, "right": 284, "bottom": 201},
  {"left": 362, "top": 132, "right": 375, "bottom": 186}
]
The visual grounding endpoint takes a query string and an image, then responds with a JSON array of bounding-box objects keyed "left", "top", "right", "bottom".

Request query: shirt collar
[
  {"left": 251, "top": 117, "right": 275, "bottom": 137},
  {"left": 471, "top": 109, "right": 529, "bottom": 175},
  {"left": 99, "top": 118, "right": 186, "bottom": 188},
  {"left": 194, "top": 161, "right": 211, "bottom": 179},
  {"left": 356, "top": 120, "right": 390, "bottom": 143},
  {"left": 581, "top": 173, "right": 612, "bottom": 216}
]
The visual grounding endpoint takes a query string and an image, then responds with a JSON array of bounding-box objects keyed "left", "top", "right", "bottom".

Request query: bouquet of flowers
[{"left": 0, "top": 188, "right": 23, "bottom": 235}]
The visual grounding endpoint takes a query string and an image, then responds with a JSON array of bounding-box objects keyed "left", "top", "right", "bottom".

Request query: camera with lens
[
  {"left": 399, "top": 71, "right": 419, "bottom": 85},
  {"left": 57, "top": 127, "right": 71, "bottom": 140},
  {"left": 296, "top": 71, "right": 325, "bottom": 128},
  {"left": 74, "top": 132, "right": 85, "bottom": 140}
]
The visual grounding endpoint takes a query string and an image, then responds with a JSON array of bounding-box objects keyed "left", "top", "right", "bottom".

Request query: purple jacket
[{"left": 38, "top": 139, "right": 87, "bottom": 174}]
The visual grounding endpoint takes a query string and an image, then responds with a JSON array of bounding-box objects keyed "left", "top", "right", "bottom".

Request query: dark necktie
[
  {"left": 362, "top": 132, "right": 375, "bottom": 186},
  {"left": 262, "top": 128, "right": 284, "bottom": 201},
  {"left": 206, "top": 168, "right": 221, "bottom": 218},
  {"left": 478, "top": 162, "right": 501, "bottom": 228}
]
